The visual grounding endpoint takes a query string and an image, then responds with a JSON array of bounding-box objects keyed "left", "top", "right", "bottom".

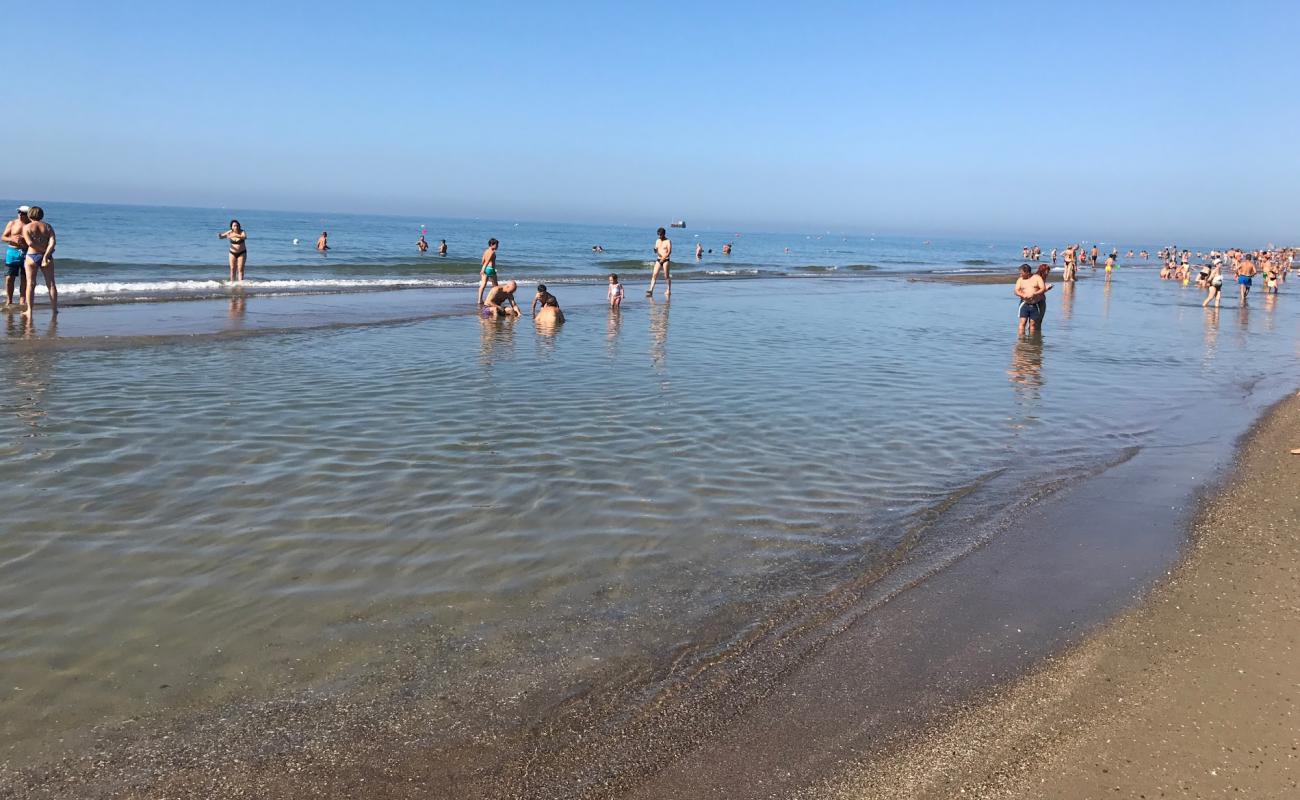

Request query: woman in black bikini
[{"left": 218, "top": 219, "right": 248, "bottom": 281}]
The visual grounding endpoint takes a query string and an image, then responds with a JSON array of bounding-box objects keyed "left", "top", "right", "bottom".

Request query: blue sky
[{"left": 11, "top": 1, "right": 1299, "bottom": 241}]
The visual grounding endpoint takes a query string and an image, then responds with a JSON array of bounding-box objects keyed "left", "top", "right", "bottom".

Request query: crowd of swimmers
[{"left": 1014, "top": 241, "right": 1295, "bottom": 334}]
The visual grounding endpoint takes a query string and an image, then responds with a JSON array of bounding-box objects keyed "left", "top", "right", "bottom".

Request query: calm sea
[
  {"left": 0, "top": 200, "right": 1179, "bottom": 304},
  {"left": 0, "top": 201, "right": 1293, "bottom": 793}
]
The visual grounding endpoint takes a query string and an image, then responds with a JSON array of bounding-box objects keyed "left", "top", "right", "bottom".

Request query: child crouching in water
[{"left": 608, "top": 273, "right": 623, "bottom": 308}]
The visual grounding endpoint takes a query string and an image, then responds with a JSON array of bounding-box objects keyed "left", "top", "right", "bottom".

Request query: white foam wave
[{"left": 33, "top": 277, "right": 465, "bottom": 297}]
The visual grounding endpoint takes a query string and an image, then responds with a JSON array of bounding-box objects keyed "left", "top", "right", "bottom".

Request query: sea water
[{"left": 0, "top": 208, "right": 1294, "bottom": 785}]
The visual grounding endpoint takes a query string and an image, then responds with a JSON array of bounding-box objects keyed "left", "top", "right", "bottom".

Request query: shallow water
[
  {"left": 1, "top": 272, "right": 1297, "bottom": 780},
  {"left": 0, "top": 199, "right": 1175, "bottom": 303}
]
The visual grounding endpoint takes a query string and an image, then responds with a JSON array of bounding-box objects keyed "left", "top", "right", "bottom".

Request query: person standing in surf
[
  {"left": 20, "top": 206, "right": 57, "bottom": 317},
  {"left": 218, "top": 219, "right": 248, "bottom": 282},
  {"left": 316, "top": 231, "right": 330, "bottom": 251},
  {"left": 1014, "top": 263, "right": 1045, "bottom": 336},
  {"left": 648, "top": 227, "right": 672, "bottom": 298},
  {"left": 2, "top": 206, "right": 29, "bottom": 306},
  {"left": 477, "top": 238, "right": 500, "bottom": 305}
]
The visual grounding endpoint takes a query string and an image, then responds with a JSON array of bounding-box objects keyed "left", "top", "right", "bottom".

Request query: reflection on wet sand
[
  {"left": 605, "top": 307, "right": 622, "bottom": 360},
  {"left": 479, "top": 314, "right": 518, "bottom": 367},
  {"left": 1101, "top": 277, "right": 1113, "bottom": 319},
  {"left": 1201, "top": 307, "right": 1219, "bottom": 368},
  {"left": 1007, "top": 336, "right": 1044, "bottom": 411},
  {"left": 2, "top": 316, "right": 57, "bottom": 432},
  {"left": 228, "top": 292, "right": 247, "bottom": 326},
  {"left": 649, "top": 298, "right": 669, "bottom": 371},
  {"left": 533, "top": 312, "right": 562, "bottom": 360},
  {"left": 1057, "top": 281, "right": 1075, "bottom": 322}
]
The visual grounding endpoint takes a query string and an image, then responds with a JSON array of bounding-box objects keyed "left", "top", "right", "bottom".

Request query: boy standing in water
[
  {"left": 477, "top": 238, "right": 499, "bottom": 305},
  {"left": 608, "top": 273, "right": 624, "bottom": 308}
]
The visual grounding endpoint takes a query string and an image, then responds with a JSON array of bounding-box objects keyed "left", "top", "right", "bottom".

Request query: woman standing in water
[{"left": 218, "top": 220, "right": 248, "bottom": 282}]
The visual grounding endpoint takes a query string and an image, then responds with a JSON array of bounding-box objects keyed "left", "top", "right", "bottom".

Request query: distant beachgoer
[
  {"left": 1022, "top": 246, "right": 1030, "bottom": 260},
  {"left": 1014, "top": 263, "right": 1045, "bottom": 335},
  {"left": 477, "top": 238, "right": 500, "bottom": 304},
  {"left": 1105, "top": 253, "right": 1115, "bottom": 276},
  {"left": 647, "top": 227, "right": 672, "bottom": 298},
  {"left": 1140, "top": 250, "right": 1149, "bottom": 260},
  {"left": 608, "top": 273, "right": 624, "bottom": 307},
  {"left": 1203, "top": 264, "right": 1223, "bottom": 307},
  {"left": 2, "top": 206, "right": 29, "bottom": 306},
  {"left": 482, "top": 280, "right": 521, "bottom": 318},
  {"left": 1127, "top": 250, "right": 1135, "bottom": 258},
  {"left": 219, "top": 219, "right": 248, "bottom": 282},
  {"left": 722, "top": 242, "right": 732, "bottom": 255},
  {"left": 1237, "top": 258, "right": 1257, "bottom": 305},
  {"left": 438, "top": 239, "right": 447, "bottom": 256},
  {"left": 1089, "top": 245, "right": 1099, "bottom": 266},
  {"left": 591, "top": 244, "right": 604, "bottom": 253},
  {"left": 1050, "top": 247, "right": 1058, "bottom": 265},
  {"left": 417, "top": 234, "right": 429, "bottom": 252},
  {"left": 695, "top": 242, "right": 703, "bottom": 261},
  {"left": 532, "top": 283, "right": 557, "bottom": 314},
  {"left": 20, "top": 206, "right": 56, "bottom": 317},
  {"left": 316, "top": 231, "right": 329, "bottom": 251}
]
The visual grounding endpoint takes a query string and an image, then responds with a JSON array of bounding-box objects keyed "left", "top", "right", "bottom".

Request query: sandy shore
[{"left": 815, "top": 392, "right": 1300, "bottom": 799}]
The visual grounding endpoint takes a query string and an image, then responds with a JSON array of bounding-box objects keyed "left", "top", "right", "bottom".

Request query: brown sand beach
[{"left": 813, "top": 392, "right": 1300, "bottom": 799}]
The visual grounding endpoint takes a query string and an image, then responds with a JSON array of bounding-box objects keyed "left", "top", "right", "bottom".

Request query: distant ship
[{"left": 669, "top": 220, "right": 686, "bottom": 229}]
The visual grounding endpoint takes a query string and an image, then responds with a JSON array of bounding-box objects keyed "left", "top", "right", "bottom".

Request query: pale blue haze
[{"left": 10, "top": 0, "right": 1300, "bottom": 241}]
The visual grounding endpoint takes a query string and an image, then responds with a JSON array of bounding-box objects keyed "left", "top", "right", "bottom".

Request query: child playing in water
[
  {"left": 532, "top": 283, "right": 558, "bottom": 314},
  {"left": 607, "top": 273, "right": 624, "bottom": 308}
]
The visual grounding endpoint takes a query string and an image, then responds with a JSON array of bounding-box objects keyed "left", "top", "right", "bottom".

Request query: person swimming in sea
[
  {"left": 417, "top": 234, "right": 429, "bottom": 253},
  {"left": 477, "top": 238, "right": 500, "bottom": 305},
  {"left": 438, "top": 239, "right": 448, "bottom": 256},
  {"left": 608, "top": 273, "right": 624, "bottom": 308},
  {"left": 316, "top": 231, "right": 329, "bottom": 251}
]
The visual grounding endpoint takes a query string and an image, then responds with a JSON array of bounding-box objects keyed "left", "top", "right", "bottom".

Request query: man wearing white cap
[{"left": 1, "top": 205, "right": 28, "bottom": 306}]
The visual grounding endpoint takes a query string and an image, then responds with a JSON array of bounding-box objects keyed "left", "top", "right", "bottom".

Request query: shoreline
[{"left": 811, "top": 390, "right": 1300, "bottom": 799}]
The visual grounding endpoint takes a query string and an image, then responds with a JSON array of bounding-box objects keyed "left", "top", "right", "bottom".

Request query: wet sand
[{"left": 814, "top": 391, "right": 1300, "bottom": 799}]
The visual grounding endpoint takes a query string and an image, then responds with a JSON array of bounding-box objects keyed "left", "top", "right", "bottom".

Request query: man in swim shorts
[
  {"left": 647, "top": 227, "right": 672, "bottom": 298},
  {"left": 1237, "top": 257, "right": 1257, "bottom": 305},
  {"left": 1014, "top": 263, "right": 1045, "bottom": 336},
  {"left": 2, "top": 206, "right": 29, "bottom": 306},
  {"left": 477, "top": 238, "right": 499, "bottom": 305},
  {"left": 20, "top": 206, "right": 56, "bottom": 317},
  {"left": 482, "top": 280, "right": 521, "bottom": 318}
]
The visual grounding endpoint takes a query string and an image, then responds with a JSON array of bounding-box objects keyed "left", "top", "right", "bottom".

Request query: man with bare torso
[
  {"left": 482, "top": 280, "right": 521, "bottom": 318},
  {"left": 647, "top": 227, "right": 671, "bottom": 298},
  {"left": 20, "top": 206, "right": 56, "bottom": 316},
  {"left": 1237, "top": 256, "right": 1257, "bottom": 305},
  {"left": 2, "top": 206, "right": 29, "bottom": 306}
]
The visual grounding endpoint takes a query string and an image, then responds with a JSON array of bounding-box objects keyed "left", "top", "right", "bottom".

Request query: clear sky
[{"left": 11, "top": 1, "right": 1299, "bottom": 242}]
